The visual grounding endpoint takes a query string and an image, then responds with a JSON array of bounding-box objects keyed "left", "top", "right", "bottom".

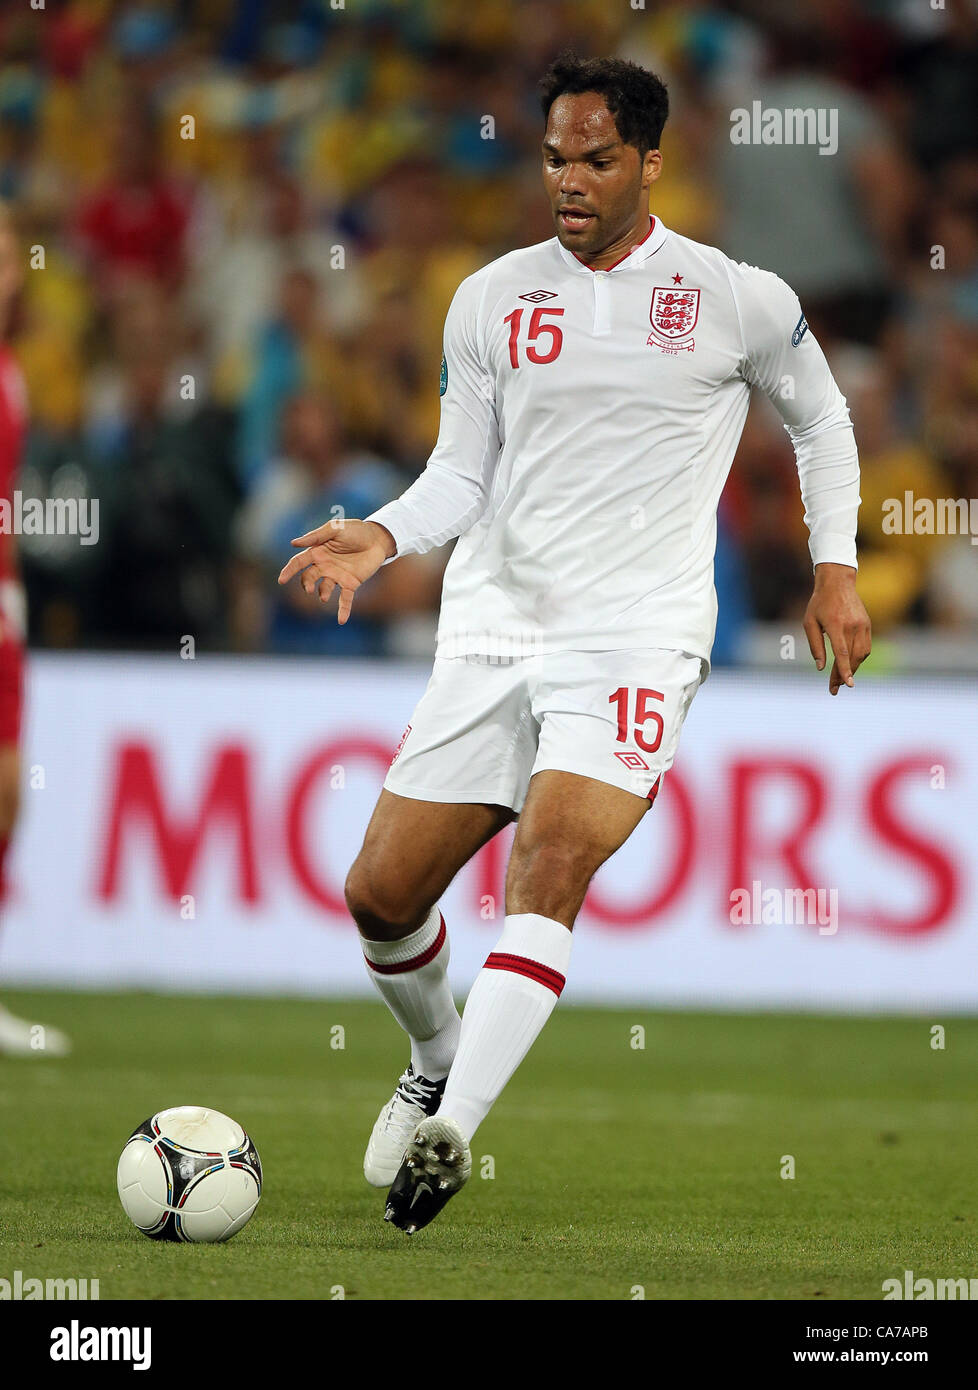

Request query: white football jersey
[{"left": 367, "top": 216, "right": 860, "bottom": 665}]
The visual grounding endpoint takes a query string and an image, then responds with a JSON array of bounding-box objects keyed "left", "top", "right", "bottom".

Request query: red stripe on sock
[
  {"left": 484, "top": 951, "right": 565, "bottom": 997},
  {"left": 364, "top": 913, "right": 446, "bottom": 975}
]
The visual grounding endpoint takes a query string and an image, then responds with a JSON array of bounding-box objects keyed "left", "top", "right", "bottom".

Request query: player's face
[{"left": 542, "top": 93, "right": 659, "bottom": 258}]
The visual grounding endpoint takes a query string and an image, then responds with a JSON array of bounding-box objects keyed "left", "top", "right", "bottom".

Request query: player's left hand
[{"left": 803, "top": 564, "right": 872, "bottom": 696}]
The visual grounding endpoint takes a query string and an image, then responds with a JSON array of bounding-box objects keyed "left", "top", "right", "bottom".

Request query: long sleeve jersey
[{"left": 367, "top": 216, "right": 860, "bottom": 665}]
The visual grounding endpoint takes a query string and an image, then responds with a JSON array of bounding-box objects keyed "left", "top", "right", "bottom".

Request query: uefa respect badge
[{"left": 440, "top": 353, "right": 448, "bottom": 395}]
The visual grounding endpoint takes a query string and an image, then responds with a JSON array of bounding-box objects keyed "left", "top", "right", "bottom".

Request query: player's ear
[{"left": 643, "top": 148, "right": 662, "bottom": 189}]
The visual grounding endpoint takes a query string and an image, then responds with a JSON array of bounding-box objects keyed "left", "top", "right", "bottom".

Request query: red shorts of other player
[{"left": 0, "top": 631, "right": 22, "bottom": 746}]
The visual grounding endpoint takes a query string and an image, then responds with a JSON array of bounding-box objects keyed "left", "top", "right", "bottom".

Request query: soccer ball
[{"left": 117, "top": 1105, "right": 262, "bottom": 1243}]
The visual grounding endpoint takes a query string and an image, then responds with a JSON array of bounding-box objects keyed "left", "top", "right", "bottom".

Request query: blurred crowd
[{"left": 1, "top": 0, "right": 977, "bottom": 659}]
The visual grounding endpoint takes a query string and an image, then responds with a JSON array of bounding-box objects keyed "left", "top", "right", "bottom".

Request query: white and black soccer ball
[{"left": 117, "top": 1105, "right": 262, "bottom": 1243}]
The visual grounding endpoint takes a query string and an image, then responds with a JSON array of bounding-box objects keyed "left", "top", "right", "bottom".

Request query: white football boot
[
  {"left": 363, "top": 1064, "right": 447, "bottom": 1187},
  {"left": 0, "top": 1003, "right": 72, "bottom": 1057}
]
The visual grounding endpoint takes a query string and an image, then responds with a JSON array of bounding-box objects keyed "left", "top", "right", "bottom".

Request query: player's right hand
[{"left": 277, "top": 518, "right": 396, "bottom": 624}]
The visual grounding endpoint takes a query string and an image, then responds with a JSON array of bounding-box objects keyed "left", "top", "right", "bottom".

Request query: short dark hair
[{"left": 539, "top": 52, "right": 669, "bottom": 156}]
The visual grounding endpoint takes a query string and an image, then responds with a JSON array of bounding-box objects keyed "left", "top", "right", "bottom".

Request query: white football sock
[
  {"left": 360, "top": 906, "right": 460, "bottom": 1081},
  {"left": 438, "top": 913, "right": 573, "bottom": 1140}
]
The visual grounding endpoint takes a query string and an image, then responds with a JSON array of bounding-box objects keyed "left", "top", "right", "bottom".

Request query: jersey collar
[{"left": 554, "top": 215, "right": 669, "bottom": 274}]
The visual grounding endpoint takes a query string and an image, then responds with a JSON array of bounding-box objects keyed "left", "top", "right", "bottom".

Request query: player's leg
[
  {"left": 385, "top": 769, "right": 649, "bottom": 1230},
  {"left": 0, "top": 742, "right": 71, "bottom": 1057},
  {"left": 0, "top": 741, "right": 21, "bottom": 893},
  {"left": 0, "top": 631, "right": 71, "bottom": 1057},
  {"left": 347, "top": 788, "right": 515, "bottom": 1184},
  {"left": 347, "top": 787, "right": 514, "bottom": 940},
  {"left": 352, "top": 653, "right": 533, "bottom": 1183},
  {"left": 347, "top": 787, "right": 514, "bottom": 1076},
  {"left": 437, "top": 769, "right": 648, "bottom": 1131}
]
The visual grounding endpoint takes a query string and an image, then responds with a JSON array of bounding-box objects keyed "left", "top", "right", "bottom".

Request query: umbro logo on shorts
[
  {"left": 614, "top": 750, "right": 650, "bottom": 771},
  {"left": 519, "top": 290, "right": 558, "bottom": 302}
]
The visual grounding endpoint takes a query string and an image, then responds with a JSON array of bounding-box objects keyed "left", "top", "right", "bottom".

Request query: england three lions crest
[{"left": 648, "top": 286, "right": 700, "bottom": 352}]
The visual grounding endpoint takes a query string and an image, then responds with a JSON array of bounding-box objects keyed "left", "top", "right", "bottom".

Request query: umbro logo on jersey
[{"left": 519, "top": 290, "right": 558, "bottom": 302}]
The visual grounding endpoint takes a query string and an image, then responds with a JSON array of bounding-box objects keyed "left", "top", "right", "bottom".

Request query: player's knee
[
  {"left": 344, "top": 858, "right": 430, "bottom": 938},
  {"left": 343, "top": 861, "right": 388, "bottom": 928}
]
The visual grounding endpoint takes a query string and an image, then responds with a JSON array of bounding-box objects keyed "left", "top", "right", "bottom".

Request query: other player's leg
[{"left": 0, "top": 743, "right": 71, "bottom": 1057}]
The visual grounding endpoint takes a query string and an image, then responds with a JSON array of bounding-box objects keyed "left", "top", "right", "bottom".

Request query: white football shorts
[{"left": 384, "top": 647, "right": 706, "bottom": 814}]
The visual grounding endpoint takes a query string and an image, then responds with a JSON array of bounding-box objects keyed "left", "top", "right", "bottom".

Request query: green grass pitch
[{"left": 0, "top": 990, "right": 974, "bottom": 1300}]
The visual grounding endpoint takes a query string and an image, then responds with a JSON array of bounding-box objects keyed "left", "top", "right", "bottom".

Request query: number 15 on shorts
[{"left": 609, "top": 686, "right": 664, "bottom": 754}]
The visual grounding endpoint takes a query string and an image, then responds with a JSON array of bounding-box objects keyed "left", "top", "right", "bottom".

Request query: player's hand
[
  {"left": 277, "top": 518, "right": 396, "bottom": 624},
  {"left": 803, "top": 564, "right": 872, "bottom": 695}
]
